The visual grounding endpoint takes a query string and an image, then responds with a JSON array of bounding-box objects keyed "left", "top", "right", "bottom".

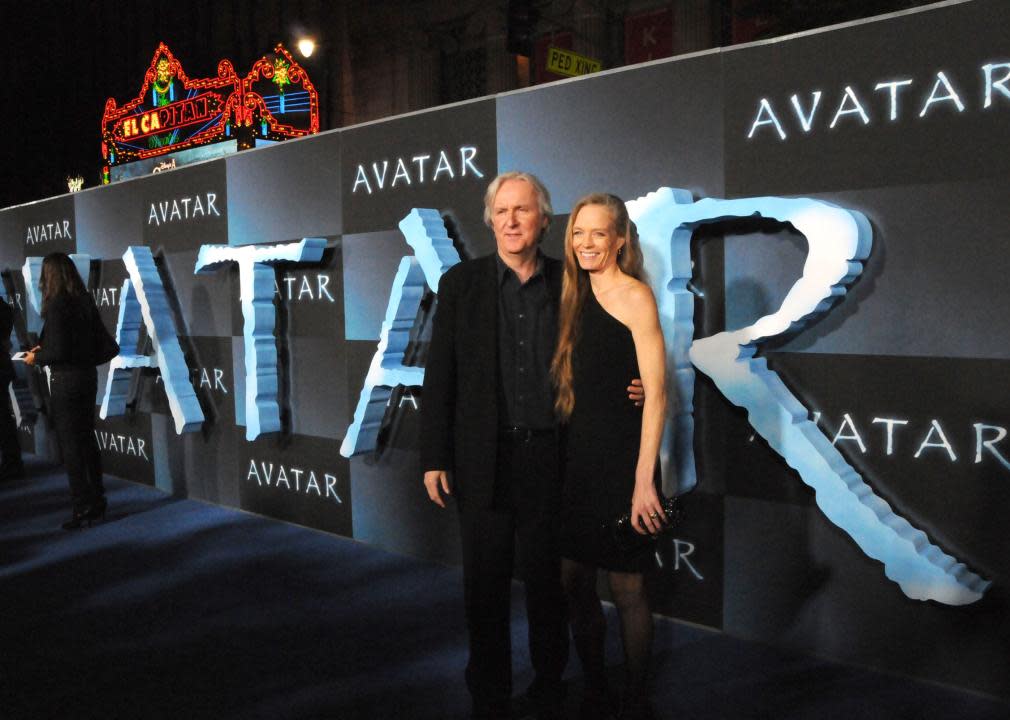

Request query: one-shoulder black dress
[{"left": 560, "top": 288, "right": 655, "bottom": 572}]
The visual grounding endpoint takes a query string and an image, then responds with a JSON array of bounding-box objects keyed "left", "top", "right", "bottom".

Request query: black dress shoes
[
  {"left": 471, "top": 701, "right": 510, "bottom": 720},
  {"left": 523, "top": 679, "right": 566, "bottom": 720},
  {"left": 61, "top": 497, "right": 108, "bottom": 530},
  {"left": 580, "top": 690, "right": 618, "bottom": 720}
]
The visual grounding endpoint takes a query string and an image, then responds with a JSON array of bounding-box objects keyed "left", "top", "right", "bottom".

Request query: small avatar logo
[{"left": 67, "top": 175, "right": 84, "bottom": 193}]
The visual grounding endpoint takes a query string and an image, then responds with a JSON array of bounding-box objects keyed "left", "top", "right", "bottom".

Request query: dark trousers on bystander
[{"left": 49, "top": 368, "right": 104, "bottom": 511}]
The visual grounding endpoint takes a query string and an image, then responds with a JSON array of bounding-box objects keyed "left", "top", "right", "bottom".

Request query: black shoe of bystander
[{"left": 0, "top": 462, "right": 25, "bottom": 482}]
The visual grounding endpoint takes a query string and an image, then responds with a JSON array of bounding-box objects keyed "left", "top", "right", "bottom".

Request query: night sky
[
  {"left": 1, "top": 0, "right": 937, "bottom": 210},
  {"left": 2, "top": 0, "right": 330, "bottom": 208}
]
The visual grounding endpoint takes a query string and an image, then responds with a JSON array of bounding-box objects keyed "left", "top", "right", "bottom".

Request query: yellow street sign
[{"left": 546, "top": 47, "right": 602, "bottom": 77}]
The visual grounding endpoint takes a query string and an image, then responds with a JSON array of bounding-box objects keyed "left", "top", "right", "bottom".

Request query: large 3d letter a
[{"left": 100, "top": 246, "right": 204, "bottom": 433}]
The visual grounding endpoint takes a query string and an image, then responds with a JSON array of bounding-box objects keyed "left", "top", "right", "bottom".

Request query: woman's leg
[
  {"left": 607, "top": 570, "right": 653, "bottom": 718},
  {"left": 561, "top": 558, "right": 609, "bottom": 703},
  {"left": 49, "top": 378, "right": 89, "bottom": 512},
  {"left": 79, "top": 372, "right": 104, "bottom": 503},
  {"left": 51, "top": 371, "right": 103, "bottom": 515}
]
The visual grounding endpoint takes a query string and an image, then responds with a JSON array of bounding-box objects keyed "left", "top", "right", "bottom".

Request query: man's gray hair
[{"left": 482, "top": 171, "right": 554, "bottom": 230}]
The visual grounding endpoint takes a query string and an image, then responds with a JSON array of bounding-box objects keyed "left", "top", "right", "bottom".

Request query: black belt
[
  {"left": 50, "top": 365, "right": 94, "bottom": 374},
  {"left": 498, "top": 425, "right": 556, "bottom": 442}
]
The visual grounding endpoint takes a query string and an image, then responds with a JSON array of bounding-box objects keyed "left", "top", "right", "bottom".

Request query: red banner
[{"left": 625, "top": 8, "right": 673, "bottom": 65}]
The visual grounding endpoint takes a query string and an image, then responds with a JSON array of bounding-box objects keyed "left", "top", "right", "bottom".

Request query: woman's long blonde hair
[{"left": 551, "top": 193, "right": 644, "bottom": 420}]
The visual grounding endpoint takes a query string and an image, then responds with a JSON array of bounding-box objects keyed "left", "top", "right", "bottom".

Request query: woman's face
[{"left": 571, "top": 204, "right": 624, "bottom": 273}]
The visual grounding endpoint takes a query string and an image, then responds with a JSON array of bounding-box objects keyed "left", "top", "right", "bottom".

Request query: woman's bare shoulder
[{"left": 618, "top": 277, "right": 658, "bottom": 314}]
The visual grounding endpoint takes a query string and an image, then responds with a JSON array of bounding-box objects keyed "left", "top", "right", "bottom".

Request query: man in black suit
[
  {"left": 421, "top": 171, "right": 568, "bottom": 719},
  {"left": 0, "top": 299, "right": 24, "bottom": 481}
]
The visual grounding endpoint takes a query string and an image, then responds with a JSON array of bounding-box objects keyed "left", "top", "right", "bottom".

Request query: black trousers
[
  {"left": 49, "top": 368, "right": 104, "bottom": 511},
  {"left": 458, "top": 431, "right": 568, "bottom": 717}
]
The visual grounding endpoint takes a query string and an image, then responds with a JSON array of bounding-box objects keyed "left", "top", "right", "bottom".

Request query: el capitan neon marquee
[
  {"left": 115, "top": 94, "right": 223, "bottom": 142},
  {"left": 101, "top": 43, "right": 319, "bottom": 181}
]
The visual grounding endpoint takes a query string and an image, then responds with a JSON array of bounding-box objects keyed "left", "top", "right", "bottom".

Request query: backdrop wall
[{"left": 2, "top": 0, "right": 1007, "bottom": 700}]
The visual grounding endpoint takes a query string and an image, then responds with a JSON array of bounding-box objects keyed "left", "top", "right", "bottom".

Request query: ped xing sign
[{"left": 546, "top": 47, "right": 602, "bottom": 77}]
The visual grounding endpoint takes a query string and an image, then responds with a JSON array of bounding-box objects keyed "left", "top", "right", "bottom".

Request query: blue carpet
[{"left": 1, "top": 463, "right": 1007, "bottom": 720}]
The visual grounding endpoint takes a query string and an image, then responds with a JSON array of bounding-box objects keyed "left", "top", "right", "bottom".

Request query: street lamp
[{"left": 297, "top": 38, "right": 316, "bottom": 58}]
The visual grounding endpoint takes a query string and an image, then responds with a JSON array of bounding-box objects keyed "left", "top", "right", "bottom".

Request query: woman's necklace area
[{"left": 591, "top": 276, "right": 634, "bottom": 296}]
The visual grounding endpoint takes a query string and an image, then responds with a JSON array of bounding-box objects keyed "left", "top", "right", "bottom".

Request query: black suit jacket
[
  {"left": 35, "top": 293, "right": 98, "bottom": 370},
  {"left": 420, "top": 252, "right": 562, "bottom": 512}
]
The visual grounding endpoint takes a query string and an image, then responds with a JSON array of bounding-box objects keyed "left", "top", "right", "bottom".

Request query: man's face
[{"left": 492, "top": 179, "right": 547, "bottom": 259}]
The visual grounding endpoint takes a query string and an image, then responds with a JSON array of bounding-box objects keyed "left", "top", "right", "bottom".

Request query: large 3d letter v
[{"left": 341, "top": 209, "right": 460, "bottom": 457}]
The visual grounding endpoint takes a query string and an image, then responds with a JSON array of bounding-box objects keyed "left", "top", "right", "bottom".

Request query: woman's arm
[{"left": 624, "top": 282, "right": 668, "bottom": 535}]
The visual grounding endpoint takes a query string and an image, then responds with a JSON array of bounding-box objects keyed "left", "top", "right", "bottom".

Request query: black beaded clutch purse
[{"left": 608, "top": 494, "right": 686, "bottom": 555}]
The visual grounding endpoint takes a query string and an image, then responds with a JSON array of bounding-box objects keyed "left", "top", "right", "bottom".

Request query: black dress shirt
[{"left": 496, "top": 253, "right": 557, "bottom": 430}]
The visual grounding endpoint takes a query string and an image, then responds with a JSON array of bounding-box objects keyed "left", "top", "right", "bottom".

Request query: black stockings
[
  {"left": 608, "top": 571, "right": 653, "bottom": 708},
  {"left": 562, "top": 559, "right": 653, "bottom": 712}
]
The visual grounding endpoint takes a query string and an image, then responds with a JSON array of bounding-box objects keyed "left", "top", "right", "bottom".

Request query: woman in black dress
[
  {"left": 551, "top": 194, "right": 668, "bottom": 719},
  {"left": 26, "top": 253, "right": 106, "bottom": 530}
]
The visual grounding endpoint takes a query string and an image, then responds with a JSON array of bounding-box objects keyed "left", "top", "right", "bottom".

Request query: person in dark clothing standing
[
  {"left": 422, "top": 172, "right": 568, "bottom": 720},
  {"left": 552, "top": 195, "right": 668, "bottom": 720},
  {"left": 0, "top": 299, "right": 24, "bottom": 481},
  {"left": 25, "top": 253, "right": 106, "bottom": 529},
  {"left": 421, "top": 172, "right": 643, "bottom": 720}
]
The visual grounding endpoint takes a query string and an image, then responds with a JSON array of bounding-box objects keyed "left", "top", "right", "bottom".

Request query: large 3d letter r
[{"left": 628, "top": 188, "right": 989, "bottom": 605}]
